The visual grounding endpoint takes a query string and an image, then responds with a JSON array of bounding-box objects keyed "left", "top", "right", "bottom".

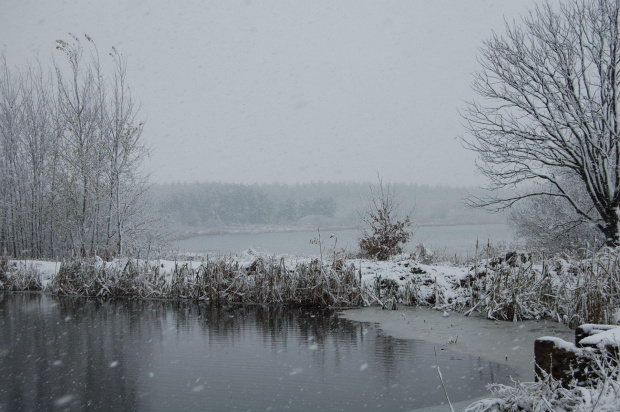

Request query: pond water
[
  {"left": 173, "top": 223, "right": 513, "bottom": 257},
  {"left": 0, "top": 293, "right": 516, "bottom": 411}
]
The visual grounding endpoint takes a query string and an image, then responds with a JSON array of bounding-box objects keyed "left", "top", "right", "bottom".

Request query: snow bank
[
  {"left": 579, "top": 327, "right": 620, "bottom": 347},
  {"left": 536, "top": 336, "right": 581, "bottom": 352}
]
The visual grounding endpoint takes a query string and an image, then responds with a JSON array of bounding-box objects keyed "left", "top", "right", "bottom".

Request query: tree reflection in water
[{"left": 0, "top": 293, "right": 514, "bottom": 410}]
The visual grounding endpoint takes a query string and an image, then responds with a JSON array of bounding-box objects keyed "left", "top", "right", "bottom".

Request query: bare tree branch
[{"left": 462, "top": 0, "right": 620, "bottom": 247}]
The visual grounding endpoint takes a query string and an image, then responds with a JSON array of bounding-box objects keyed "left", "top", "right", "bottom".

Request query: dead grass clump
[
  {"left": 41, "top": 256, "right": 374, "bottom": 308},
  {"left": 463, "top": 247, "right": 620, "bottom": 325},
  {"left": 4, "top": 263, "right": 43, "bottom": 291},
  {"left": 0, "top": 255, "right": 9, "bottom": 287},
  {"left": 0, "top": 259, "right": 43, "bottom": 291}
]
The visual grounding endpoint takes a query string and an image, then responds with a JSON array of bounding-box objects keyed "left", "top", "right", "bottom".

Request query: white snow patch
[
  {"left": 537, "top": 337, "right": 580, "bottom": 352},
  {"left": 290, "top": 367, "right": 304, "bottom": 376},
  {"left": 578, "top": 324, "right": 617, "bottom": 335},
  {"left": 54, "top": 395, "right": 74, "bottom": 407},
  {"left": 579, "top": 327, "right": 620, "bottom": 347}
]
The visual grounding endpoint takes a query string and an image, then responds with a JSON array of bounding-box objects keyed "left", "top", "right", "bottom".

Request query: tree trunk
[{"left": 602, "top": 208, "right": 620, "bottom": 247}]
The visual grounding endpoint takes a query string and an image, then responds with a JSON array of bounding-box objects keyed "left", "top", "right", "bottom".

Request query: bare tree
[
  {"left": 55, "top": 34, "right": 107, "bottom": 256},
  {"left": 461, "top": 0, "right": 620, "bottom": 247},
  {"left": 18, "top": 59, "right": 58, "bottom": 258},
  {"left": 0, "top": 35, "right": 151, "bottom": 259},
  {"left": 0, "top": 52, "right": 24, "bottom": 256},
  {"left": 508, "top": 175, "right": 602, "bottom": 253},
  {"left": 51, "top": 34, "right": 151, "bottom": 258},
  {"left": 103, "top": 47, "right": 148, "bottom": 257}
]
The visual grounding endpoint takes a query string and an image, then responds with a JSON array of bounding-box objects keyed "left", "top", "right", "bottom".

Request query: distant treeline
[
  {"left": 150, "top": 182, "right": 505, "bottom": 237},
  {"left": 151, "top": 182, "right": 336, "bottom": 228}
]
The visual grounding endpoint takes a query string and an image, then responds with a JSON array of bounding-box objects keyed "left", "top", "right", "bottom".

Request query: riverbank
[
  {"left": 3, "top": 248, "right": 620, "bottom": 411},
  {"left": 2, "top": 247, "right": 619, "bottom": 325}
]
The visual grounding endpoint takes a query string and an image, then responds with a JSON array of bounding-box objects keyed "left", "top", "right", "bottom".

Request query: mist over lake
[
  {"left": 151, "top": 182, "right": 509, "bottom": 249},
  {"left": 173, "top": 224, "right": 513, "bottom": 257}
]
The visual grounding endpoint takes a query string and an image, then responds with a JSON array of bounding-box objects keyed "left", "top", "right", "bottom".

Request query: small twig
[{"left": 434, "top": 347, "right": 454, "bottom": 412}]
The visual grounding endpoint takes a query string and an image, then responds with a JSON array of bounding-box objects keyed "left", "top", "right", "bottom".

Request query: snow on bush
[
  {"left": 465, "top": 352, "right": 620, "bottom": 412},
  {"left": 358, "top": 179, "right": 412, "bottom": 261}
]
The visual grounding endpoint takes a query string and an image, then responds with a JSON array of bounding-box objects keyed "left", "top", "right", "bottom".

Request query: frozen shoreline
[{"left": 339, "top": 306, "right": 573, "bottom": 380}]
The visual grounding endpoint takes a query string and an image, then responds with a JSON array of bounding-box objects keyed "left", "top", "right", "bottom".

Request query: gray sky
[{"left": 1, "top": 0, "right": 541, "bottom": 186}]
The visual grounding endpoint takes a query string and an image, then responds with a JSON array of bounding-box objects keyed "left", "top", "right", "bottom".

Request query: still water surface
[
  {"left": 174, "top": 223, "right": 513, "bottom": 256},
  {"left": 0, "top": 293, "right": 514, "bottom": 411}
]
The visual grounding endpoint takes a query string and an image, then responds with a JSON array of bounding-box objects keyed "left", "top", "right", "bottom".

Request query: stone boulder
[{"left": 534, "top": 324, "right": 620, "bottom": 386}]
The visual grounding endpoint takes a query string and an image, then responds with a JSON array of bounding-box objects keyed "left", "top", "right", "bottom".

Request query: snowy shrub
[
  {"left": 465, "top": 259, "right": 546, "bottom": 321},
  {"left": 358, "top": 179, "right": 412, "bottom": 261},
  {"left": 414, "top": 243, "right": 436, "bottom": 264}
]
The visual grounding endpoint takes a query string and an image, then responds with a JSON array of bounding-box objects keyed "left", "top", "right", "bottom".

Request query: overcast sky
[{"left": 1, "top": 0, "right": 542, "bottom": 186}]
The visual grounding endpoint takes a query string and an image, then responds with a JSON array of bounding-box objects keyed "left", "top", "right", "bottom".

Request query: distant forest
[{"left": 150, "top": 182, "right": 505, "bottom": 238}]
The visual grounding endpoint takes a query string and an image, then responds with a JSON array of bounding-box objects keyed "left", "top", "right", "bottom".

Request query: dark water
[{"left": 0, "top": 293, "right": 514, "bottom": 411}]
